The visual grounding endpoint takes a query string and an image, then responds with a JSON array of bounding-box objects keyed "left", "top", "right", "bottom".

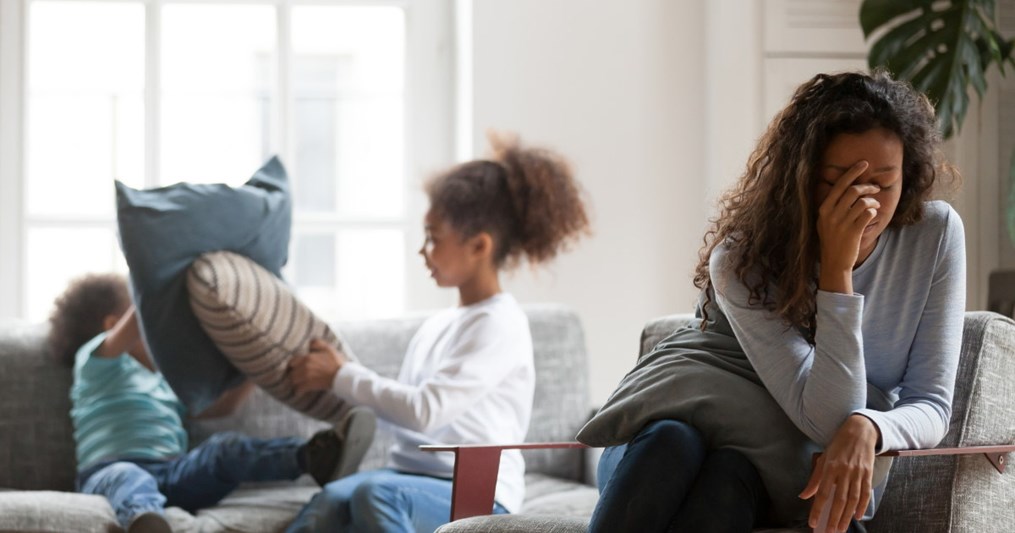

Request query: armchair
[{"left": 434, "top": 311, "right": 1015, "bottom": 533}]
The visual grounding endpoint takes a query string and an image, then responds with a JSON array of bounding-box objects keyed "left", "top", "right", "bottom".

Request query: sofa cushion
[
  {"left": 115, "top": 156, "right": 291, "bottom": 414},
  {"left": 174, "top": 483, "right": 319, "bottom": 532},
  {"left": 0, "top": 322, "right": 77, "bottom": 491},
  {"left": 0, "top": 491, "right": 118, "bottom": 533},
  {"left": 187, "top": 250, "right": 356, "bottom": 423},
  {"left": 866, "top": 311, "right": 1015, "bottom": 533}
]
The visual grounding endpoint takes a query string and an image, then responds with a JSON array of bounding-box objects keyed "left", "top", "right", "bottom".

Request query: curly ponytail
[{"left": 425, "top": 131, "right": 590, "bottom": 268}]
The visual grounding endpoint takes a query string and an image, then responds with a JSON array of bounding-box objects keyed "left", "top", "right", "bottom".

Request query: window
[{"left": 1, "top": 0, "right": 456, "bottom": 322}]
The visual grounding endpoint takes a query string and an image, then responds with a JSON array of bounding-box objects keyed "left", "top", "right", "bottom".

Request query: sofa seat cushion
[
  {"left": 173, "top": 483, "right": 319, "bottom": 532},
  {"left": 519, "top": 473, "right": 597, "bottom": 517},
  {"left": 0, "top": 484, "right": 320, "bottom": 533},
  {"left": 0, "top": 491, "right": 118, "bottom": 533}
]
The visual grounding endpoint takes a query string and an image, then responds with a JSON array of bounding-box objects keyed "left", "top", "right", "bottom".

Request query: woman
[{"left": 578, "top": 71, "right": 965, "bottom": 532}]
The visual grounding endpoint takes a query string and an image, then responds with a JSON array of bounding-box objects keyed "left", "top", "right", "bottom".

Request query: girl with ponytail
[{"left": 286, "top": 132, "right": 590, "bottom": 533}]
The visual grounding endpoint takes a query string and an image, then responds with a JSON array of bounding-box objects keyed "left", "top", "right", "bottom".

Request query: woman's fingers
[{"left": 822, "top": 160, "right": 870, "bottom": 209}]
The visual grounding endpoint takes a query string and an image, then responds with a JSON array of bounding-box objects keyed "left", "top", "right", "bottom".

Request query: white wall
[{"left": 468, "top": 0, "right": 708, "bottom": 405}]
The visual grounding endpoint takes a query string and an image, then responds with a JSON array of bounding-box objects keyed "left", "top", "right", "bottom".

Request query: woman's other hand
[
  {"left": 799, "top": 414, "right": 880, "bottom": 532},
  {"left": 288, "top": 339, "right": 347, "bottom": 394}
]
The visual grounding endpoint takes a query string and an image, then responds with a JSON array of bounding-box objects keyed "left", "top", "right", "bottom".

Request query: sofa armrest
[
  {"left": 880, "top": 444, "right": 1014, "bottom": 474},
  {"left": 420, "top": 442, "right": 589, "bottom": 521}
]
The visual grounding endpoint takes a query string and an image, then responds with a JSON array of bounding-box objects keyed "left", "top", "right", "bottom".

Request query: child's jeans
[
  {"left": 285, "top": 468, "right": 508, "bottom": 533},
  {"left": 77, "top": 432, "right": 304, "bottom": 528}
]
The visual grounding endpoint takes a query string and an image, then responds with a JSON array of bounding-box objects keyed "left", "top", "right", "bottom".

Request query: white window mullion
[
  {"left": 0, "top": 0, "right": 26, "bottom": 318},
  {"left": 145, "top": 0, "right": 160, "bottom": 187},
  {"left": 276, "top": 1, "right": 291, "bottom": 164}
]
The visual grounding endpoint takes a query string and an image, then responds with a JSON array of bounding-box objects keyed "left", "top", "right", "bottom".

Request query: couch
[
  {"left": 437, "top": 311, "right": 1015, "bottom": 533},
  {"left": 2, "top": 308, "right": 1012, "bottom": 532},
  {"left": 0, "top": 304, "right": 597, "bottom": 532}
]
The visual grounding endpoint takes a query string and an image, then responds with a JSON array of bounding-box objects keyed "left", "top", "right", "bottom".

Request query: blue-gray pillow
[{"left": 115, "top": 156, "right": 291, "bottom": 414}]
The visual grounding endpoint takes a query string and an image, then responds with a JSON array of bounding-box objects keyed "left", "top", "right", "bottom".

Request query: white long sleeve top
[{"left": 330, "top": 292, "right": 535, "bottom": 513}]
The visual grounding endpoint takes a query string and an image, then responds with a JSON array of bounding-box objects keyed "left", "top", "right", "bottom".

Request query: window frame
[{"left": 0, "top": 0, "right": 458, "bottom": 321}]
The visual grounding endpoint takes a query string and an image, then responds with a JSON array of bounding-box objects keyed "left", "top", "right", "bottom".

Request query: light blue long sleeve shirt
[{"left": 711, "top": 200, "right": 966, "bottom": 452}]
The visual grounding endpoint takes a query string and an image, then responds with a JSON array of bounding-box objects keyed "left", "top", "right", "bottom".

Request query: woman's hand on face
[
  {"left": 816, "top": 160, "right": 880, "bottom": 277},
  {"left": 288, "top": 339, "right": 347, "bottom": 395},
  {"left": 799, "top": 414, "right": 880, "bottom": 533}
]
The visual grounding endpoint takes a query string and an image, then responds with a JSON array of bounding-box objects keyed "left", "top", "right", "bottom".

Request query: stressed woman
[{"left": 578, "top": 71, "right": 965, "bottom": 533}]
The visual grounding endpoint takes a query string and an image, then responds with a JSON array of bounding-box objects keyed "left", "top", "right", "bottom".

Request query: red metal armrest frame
[
  {"left": 420, "top": 442, "right": 589, "bottom": 522},
  {"left": 878, "top": 444, "right": 1014, "bottom": 473},
  {"left": 423, "top": 442, "right": 1015, "bottom": 523}
]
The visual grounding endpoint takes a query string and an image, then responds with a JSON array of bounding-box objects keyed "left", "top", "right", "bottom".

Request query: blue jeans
[
  {"left": 286, "top": 468, "right": 508, "bottom": 533},
  {"left": 591, "top": 420, "right": 769, "bottom": 532},
  {"left": 78, "top": 432, "right": 304, "bottom": 528},
  {"left": 592, "top": 420, "right": 866, "bottom": 533}
]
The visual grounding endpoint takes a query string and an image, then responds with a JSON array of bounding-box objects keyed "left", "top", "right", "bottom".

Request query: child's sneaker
[
  {"left": 127, "top": 511, "right": 172, "bottom": 533},
  {"left": 303, "top": 407, "right": 376, "bottom": 486}
]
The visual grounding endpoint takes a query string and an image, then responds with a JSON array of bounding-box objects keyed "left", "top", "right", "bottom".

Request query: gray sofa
[
  {"left": 0, "top": 304, "right": 597, "bottom": 532},
  {"left": 2, "top": 308, "right": 1012, "bottom": 532},
  {"left": 439, "top": 311, "right": 1015, "bottom": 533}
]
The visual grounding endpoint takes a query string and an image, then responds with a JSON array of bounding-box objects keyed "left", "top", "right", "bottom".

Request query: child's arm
[
  {"left": 96, "top": 306, "right": 158, "bottom": 372},
  {"left": 192, "top": 379, "right": 257, "bottom": 419}
]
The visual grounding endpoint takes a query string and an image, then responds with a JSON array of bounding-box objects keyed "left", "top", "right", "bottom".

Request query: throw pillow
[
  {"left": 187, "top": 250, "right": 357, "bottom": 423},
  {"left": 116, "top": 156, "right": 291, "bottom": 413}
]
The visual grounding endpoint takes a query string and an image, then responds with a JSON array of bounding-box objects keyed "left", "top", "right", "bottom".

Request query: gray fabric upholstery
[
  {"left": 0, "top": 305, "right": 591, "bottom": 532},
  {"left": 866, "top": 311, "right": 1015, "bottom": 532},
  {"left": 0, "top": 321, "right": 77, "bottom": 492},
  {"left": 634, "top": 311, "right": 1015, "bottom": 533},
  {"left": 3, "top": 309, "right": 1010, "bottom": 532}
]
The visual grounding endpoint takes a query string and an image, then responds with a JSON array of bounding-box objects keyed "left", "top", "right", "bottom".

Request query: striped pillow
[{"left": 187, "top": 250, "right": 354, "bottom": 423}]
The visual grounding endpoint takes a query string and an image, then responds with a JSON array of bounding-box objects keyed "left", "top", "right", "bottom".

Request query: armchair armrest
[
  {"left": 420, "top": 442, "right": 589, "bottom": 521},
  {"left": 879, "top": 444, "right": 1015, "bottom": 474}
]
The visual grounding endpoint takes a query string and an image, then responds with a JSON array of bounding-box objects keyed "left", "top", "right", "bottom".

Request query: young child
[
  {"left": 284, "top": 133, "right": 591, "bottom": 533},
  {"left": 48, "top": 273, "right": 374, "bottom": 533}
]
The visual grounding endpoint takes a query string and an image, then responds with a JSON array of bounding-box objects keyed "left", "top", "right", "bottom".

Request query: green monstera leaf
[
  {"left": 862, "top": 0, "right": 1015, "bottom": 248},
  {"left": 861, "top": 0, "right": 1014, "bottom": 139}
]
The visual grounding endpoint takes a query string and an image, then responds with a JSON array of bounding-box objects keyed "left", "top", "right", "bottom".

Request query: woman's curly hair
[
  {"left": 693, "top": 70, "right": 955, "bottom": 340},
  {"left": 48, "top": 273, "right": 131, "bottom": 366},
  {"left": 425, "top": 131, "right": 591, "bottom": 268}
]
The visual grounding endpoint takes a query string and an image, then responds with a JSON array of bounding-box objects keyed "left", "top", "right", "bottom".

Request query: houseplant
[{"left": 859, "top": 0, "right": 1015, "bottom": 240}]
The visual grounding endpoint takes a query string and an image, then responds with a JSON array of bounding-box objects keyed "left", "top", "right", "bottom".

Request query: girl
[
  {"left": 579, "top": 71, "right": 964, "bottom": 532},
  {"left": 285, "top": 133, "right": 590, "bottom": 533}
]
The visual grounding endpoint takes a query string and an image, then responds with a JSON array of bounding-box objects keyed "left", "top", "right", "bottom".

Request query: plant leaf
[
  {"left": 860, "top": 0, "right": 928, "bottom": 38},
  {"left": 1007, "top": 149, "right": 1015, "bottom": 248},
  {"left": 862, "top": 0, "right": 1003, "bottom": 139}
]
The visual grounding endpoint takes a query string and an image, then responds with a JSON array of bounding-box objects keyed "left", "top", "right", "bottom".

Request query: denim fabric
[
  {"left": 286, "top": 469, "right": 508, "bottom": 533},
  {"left": 78, "top": 432, "right": 303, "bottom": 527},
  {"left": 591, "top": 420, "right": 867, "bottom": 533}
]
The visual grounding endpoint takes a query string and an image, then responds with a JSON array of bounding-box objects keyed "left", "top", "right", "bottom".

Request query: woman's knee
[
  {"left": 703, "top": 448, "right": 763, "bottom": 483},
  {"left": 631, "top": 419, "right": 704, "bottom": 454},
  {"left": 698, "top": 448, "right": 769, "bottom": 508}
]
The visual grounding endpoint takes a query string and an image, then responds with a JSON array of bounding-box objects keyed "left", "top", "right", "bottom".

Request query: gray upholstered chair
[{"left": 437, "top": 311, "right": 1015, "bottom": 533}]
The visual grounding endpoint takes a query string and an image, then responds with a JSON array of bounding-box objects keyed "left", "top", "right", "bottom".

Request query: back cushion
[{"left": 0, "top": 323, "right": 77, "bottom": 490}]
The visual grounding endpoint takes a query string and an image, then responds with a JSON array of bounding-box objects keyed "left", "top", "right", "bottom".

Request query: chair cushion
[
  {"left": 0, "top": 491, "right": 118, "bottom": 533},
  {"left": 115, "top": 156, "right": 291, "bottom": 413},
  {"left": 187, "top": 250, "right": 356, "bottom": 423}
]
